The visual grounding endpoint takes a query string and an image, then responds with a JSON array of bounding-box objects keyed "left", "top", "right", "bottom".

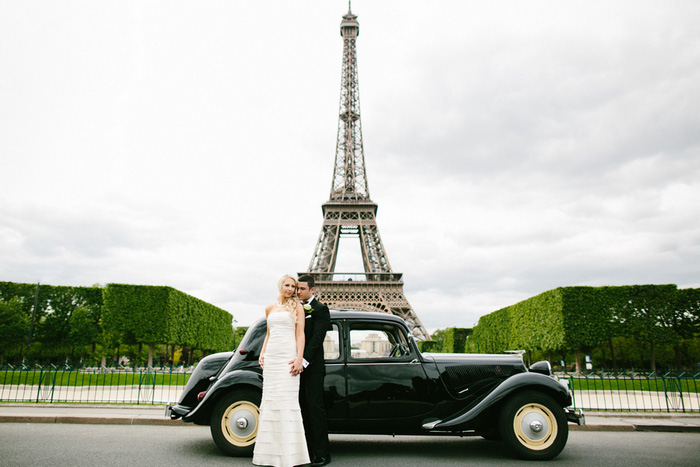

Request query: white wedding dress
[{"left": 253, "top": 305, "right": 310, "bottom": 467}]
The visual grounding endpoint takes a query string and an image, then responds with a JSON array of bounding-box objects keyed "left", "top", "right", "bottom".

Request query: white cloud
[{"left": 1, "top": 1, "right": 699, "bottom": 334}]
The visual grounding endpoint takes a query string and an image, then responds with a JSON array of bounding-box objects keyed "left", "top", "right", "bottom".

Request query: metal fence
[
  {"left": 559, "top": 371, "right": 700, "bottom": 413},
  {"left": 1, "top": 365, "right": 699, "bottom": 413},
  {"left": 0, "top": 365, "right": 192, "bottom": 405}
]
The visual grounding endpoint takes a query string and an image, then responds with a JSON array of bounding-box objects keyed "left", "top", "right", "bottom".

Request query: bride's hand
[
  {"left": 258, "top": 354, "right": 265, "bottom": 369},
  {"left": 289, "top": 358, "right": 303, "bottom": 376}
]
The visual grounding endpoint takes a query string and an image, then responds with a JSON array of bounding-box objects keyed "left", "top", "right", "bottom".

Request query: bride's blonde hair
[{"left": 277, "top": 274, "right": 300, "bottom": 321}]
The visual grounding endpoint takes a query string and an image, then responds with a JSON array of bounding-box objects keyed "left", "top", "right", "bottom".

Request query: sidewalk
[
  {"left": 0, "top": 403, "right": 182, "bottom": 426},
  {"left": 1, "top": 403, "right": 700, "bottom": 432},
  {"left": 571, "top": 412, "right": 700, "bottom": 433}
]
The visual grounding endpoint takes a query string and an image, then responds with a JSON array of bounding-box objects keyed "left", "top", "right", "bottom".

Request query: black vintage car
[{"left": 166, "top": 310, "right": 584, "bottom": 460}]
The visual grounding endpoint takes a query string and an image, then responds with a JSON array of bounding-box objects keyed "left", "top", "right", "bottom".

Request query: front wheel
[
  {"left": 210, "top": 389, "right": 261, "bottom": 457},
  {"left": 498, "top": 390, "right": 568, "bottom": 460}
]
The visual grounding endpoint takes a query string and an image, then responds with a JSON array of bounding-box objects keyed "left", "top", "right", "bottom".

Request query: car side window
[
  {"left": 323, "top": 323, "right": 341, "bottom": 361},
  {"left": 349, "top": 323, "right": 411, "bottom": 360}
]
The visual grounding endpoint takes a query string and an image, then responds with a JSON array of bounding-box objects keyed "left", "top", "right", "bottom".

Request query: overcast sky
[{"left": 2, "top": 1, "right": 699, "bottom": 333}]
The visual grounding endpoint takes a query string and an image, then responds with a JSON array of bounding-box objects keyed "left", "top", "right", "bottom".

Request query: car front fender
[
  {"left": 183, "top": 369, "right": 263, "bottom": 424},
  {"left": 422, "top": 372, "right": 571, "bottom": 431}
]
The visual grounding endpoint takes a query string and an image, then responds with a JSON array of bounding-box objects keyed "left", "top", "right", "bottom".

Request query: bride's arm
[
  {"left": 290, "top": 304, "right": 305, "bottom": 374},
  {"left": 258, "top": 305, "right": 272, "bottom": 369}
]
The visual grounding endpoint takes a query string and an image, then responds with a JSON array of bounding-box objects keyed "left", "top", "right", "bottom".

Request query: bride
[{"left": 252, "top": 275, "right": 310, "bottom": 467}]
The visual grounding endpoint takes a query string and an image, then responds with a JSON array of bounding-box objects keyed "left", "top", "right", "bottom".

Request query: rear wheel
[
  {"left": 498, "top": 390, "right": 568, "bottom": 460},
  {"left": 210, "top": 389, "right": 261, "bottom": 457}
]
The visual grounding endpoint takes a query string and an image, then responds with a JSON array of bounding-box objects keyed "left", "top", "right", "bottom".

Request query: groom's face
[{"left": 297, "top": 281, "right": 313, "bottom": 301}]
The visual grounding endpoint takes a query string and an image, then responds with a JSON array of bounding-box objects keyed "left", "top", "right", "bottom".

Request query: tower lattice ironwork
[{"left": 300, "top": 6, "right": 429, "bottom": 340}]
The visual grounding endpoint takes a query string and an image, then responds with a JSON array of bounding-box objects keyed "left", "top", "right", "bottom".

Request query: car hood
[
  {"left": 422, "top": 352, "right": 526, "bottom": 366},
  {"left": 422, "top": 352, "right": 528, "bottom": 398}
]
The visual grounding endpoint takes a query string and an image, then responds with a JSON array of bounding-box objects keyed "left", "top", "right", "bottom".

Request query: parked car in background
[{"left": 167, "top": 310, "right": 584, "bottom": 460}]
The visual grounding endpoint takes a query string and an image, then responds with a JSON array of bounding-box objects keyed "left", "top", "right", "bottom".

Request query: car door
[
  {"left": 323, "top": 322, "right": 347, "bottom": 422},
  {"left": 343, "top": 320, "right": 436, "bottom": 432}
]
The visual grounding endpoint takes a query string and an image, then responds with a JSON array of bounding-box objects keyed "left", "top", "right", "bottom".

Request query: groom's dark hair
[{"left": 298, "top": 274, "right": 315, "bottom": 288}]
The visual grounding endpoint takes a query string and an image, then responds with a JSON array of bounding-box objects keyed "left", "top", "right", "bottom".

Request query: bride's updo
[{"left": 277, "top": 274, "right": 300, "bottom": 321}]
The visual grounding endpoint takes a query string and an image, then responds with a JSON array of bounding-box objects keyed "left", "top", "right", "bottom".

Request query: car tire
[
  {"left": 210, "top": 389, "right": 261, "bottom": 457},
  {"left": 498, "top": 390, "right": 568, "bottom": 460}
]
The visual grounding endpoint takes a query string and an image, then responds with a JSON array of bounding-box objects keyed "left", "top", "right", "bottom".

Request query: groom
[{"left": 296, "top": 274, "right": 331, "bottom": 467}]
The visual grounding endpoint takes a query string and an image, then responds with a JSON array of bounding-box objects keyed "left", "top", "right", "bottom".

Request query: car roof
[
  {"left": 329, "top": 309, "right": 406, "bottom": 324},
  {"left": 248, "top": 309, "right": 408, "bottom": 328}
]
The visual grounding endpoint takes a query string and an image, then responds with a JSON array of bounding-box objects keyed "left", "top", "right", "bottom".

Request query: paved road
[{"left": 0, "top": 424, "right": 698, "bottom": 467}]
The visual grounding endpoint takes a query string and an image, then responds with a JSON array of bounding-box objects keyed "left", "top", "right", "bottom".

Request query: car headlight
[{"left": 529, "top": 360, "right": 552, "bottom": 376}]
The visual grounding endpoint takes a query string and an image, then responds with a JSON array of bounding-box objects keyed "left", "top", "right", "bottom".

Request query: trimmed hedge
[
  {"left": 0, "top": 297, "right": 29, "bottom": 353},
  {"left": 466, "top": 285, "right": 699, "bottom": 364},
  {"left": 102, "top": 284, "right": 233, "bottom": 353},
  {"left": 442, "top": 328, "right": 472, "bottom": 353},
  {"left": 417, "top": 340, "right": 438, "bottom": 352},
  {"left": 0, "top": 281, "right": 234, "bottom": 362},
  {"left": 466, "top": 307, "right": 513, "bottom": 354}
]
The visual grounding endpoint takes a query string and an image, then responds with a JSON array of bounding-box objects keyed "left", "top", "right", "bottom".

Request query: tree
[
  {"left": 669, "top": 288, "right": 700, "bottom": 368},
  {"left": 619, "top": 285, "right": 678, "bottom": 371},
  {"left": 442, "top": 328, "right": 472, "bottom": 353},
  {"left": 0, "top": 298, "right": 29, "bottom": 362},
  {"left": 430, "top": 329, "right": 448, "bottom": 352},
  {"left": 69, "top": 306, "right": 101, "bottom": 353},
  {"left": 233, "top": 326, "right": 249, "bottom": 350}
]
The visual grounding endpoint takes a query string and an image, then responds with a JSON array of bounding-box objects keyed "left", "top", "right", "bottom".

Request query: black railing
[
  {"left": 0, "top": 364, "right": 192, "bottom": 405},
  {"left": 2, "top": 364, "right": 698, "bottom": 412},
  {"left": 558, "top": 370, "right": 700, "bottom": 413}
]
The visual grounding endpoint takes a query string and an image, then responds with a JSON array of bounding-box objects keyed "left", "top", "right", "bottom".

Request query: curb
[
  {"left": 570, "top": 424, "right": 635, "bottom": 432},
  {"left": 2, "top": 405, "right": 699, "bottom": 432},
  {"left": 633, "top": 425, "right": 700, "bottom": 433},
  {"left": 0, "top": 415, "right": 187, "bottom": 426}
]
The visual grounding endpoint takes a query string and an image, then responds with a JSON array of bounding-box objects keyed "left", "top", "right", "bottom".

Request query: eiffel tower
[{"left": 300, "top": 6, "right": 430, "bottom": 341}]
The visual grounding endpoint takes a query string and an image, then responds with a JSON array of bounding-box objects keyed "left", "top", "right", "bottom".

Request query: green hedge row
[
  {"left": 102, "top": 283, "right": 233, "bottom": 352},
  {"left": 466, "top": 285, "right": 700, "bottom": 363},
  {"left": 419, "top": 327, "right": 472, "bottom": 353},
  {"left": 0, "top": 281, "right": 234, "bottom": 361},
  {"left": 442, "top": 327, "right": 472, "bottom": 353}
]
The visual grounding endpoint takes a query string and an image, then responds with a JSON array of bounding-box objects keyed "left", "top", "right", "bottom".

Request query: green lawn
[
  {"left": 565, "top": 376, "right": 700, "bottom": 394},
  {"left": 2, "top": 369, "right": 698, "bottom": 395}
]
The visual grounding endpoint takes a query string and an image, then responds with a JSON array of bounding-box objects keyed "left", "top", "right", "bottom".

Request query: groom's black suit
[{"left": 300, "top": 297, "right": 331, "bottom": 462}]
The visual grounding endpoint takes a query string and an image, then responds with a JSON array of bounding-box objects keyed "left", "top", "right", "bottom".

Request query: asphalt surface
[
  {"left": 1, "top": 403, "right": 700, "bottom": 432},
  {"left": 2, "top": 424, "right": 699, "bottom": 467}
]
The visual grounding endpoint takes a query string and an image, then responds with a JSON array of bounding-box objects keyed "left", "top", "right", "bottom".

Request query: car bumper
[
  {"left": 565, "top": 407, "right": 585, "bottom": 426},
  {"left": 165, "top": 402, "right": 191, "bottom": 420}
]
